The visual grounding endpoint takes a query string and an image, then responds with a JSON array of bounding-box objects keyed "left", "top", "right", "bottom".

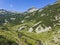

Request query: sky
[{"left": 0, "top": 0, "right": 57, "bottom": 12}]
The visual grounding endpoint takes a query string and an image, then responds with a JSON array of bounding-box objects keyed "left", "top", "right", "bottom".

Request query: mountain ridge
[{"left": 0, "top": 2, "right": 60, "bottom": 45}]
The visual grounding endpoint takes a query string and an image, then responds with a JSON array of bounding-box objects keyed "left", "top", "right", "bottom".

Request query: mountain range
[{"left": 0, "top": 2, "right": 60, "bottom": 45}]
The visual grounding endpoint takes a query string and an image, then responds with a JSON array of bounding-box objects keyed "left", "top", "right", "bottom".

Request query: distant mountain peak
[
  {"left": 0, "top": 9, "right": 7, "bottom": 11},
  {"left": 27, "top": 7, "right": 38, "bottom": 13}
]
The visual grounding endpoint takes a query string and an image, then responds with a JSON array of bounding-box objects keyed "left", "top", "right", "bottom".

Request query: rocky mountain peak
[{"left": 27, "top": 7, "right": 38, "bottom": 13}]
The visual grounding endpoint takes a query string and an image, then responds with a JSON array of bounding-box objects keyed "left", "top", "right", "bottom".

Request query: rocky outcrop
[
  {"left": 28, "top": 28, "right": 33, "bottom": 32},
  {"left": 18, "top": 26, "right": 26, "bottom": 31},
  {"left": 35, "top": 26, "right": 51, "bottom": 33}
]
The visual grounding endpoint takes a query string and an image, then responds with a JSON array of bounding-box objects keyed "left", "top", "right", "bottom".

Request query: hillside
[{"left": 0, "top": 2, "right": 60, "bottom": 45}]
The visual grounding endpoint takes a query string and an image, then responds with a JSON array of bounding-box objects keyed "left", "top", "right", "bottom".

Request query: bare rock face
[
  {"left": 10, "top": 18, "right": 16, "bottom": 20},
  {"left": 28, "top": 28, "right": 33, "bottom": 32},
  {"left": 28, "top": 21, "right": 51, "bottom": 33},
  {"left": 18, "top": 26, "right": 26, "bottom": 31},
  {"left": 35, "top": 26, "right": 51, "bottom": 33},
  {"left": 27, "top": 7, "right": 38, "bottom": 13}
]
